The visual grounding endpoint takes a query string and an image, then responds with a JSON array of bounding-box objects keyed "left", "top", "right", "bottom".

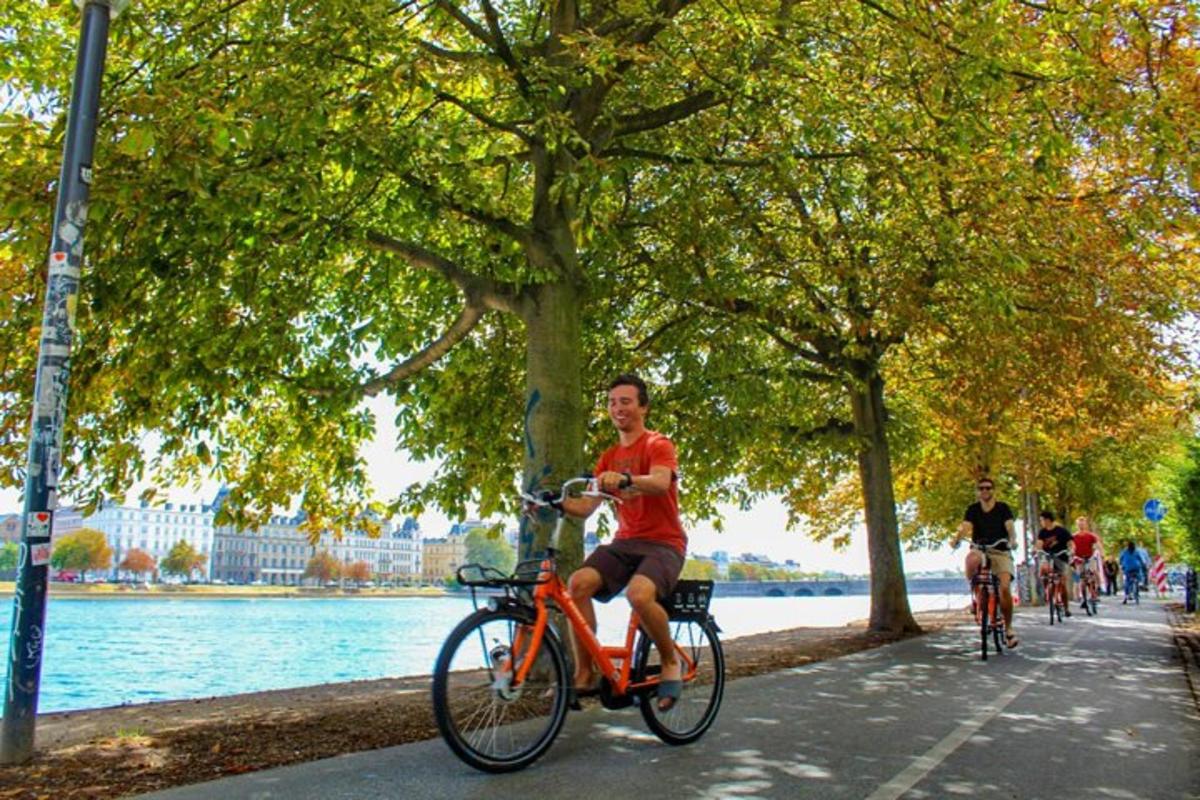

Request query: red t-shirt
[
  {"left": 1073, "top": 531, "right": 1099, "bottom": 559},
  {"left": 595, "top": 430, "right": 687, "bottom": 555}
]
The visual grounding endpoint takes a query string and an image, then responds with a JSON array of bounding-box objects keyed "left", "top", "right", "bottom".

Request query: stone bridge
[{"left": 713, "top": 576, "right": 964, "bottom": 597}]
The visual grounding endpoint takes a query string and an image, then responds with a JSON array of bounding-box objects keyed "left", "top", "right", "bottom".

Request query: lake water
[{"left": 2, "top": 592, "right": 967, "bottom": 713}]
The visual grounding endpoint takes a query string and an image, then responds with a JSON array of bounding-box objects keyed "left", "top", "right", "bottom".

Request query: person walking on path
[
  {"left": 1103, "top": 557, "right": 1119, "bottom": 596},
  {"left": 956, "top": 478, "right": 1019, "bottom": 648}
]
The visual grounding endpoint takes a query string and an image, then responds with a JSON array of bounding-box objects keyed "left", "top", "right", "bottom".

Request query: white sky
[{"left": 0, "top": 394, "right": 963, "bottom": 576}]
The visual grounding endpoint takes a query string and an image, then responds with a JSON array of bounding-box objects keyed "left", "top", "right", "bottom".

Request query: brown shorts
[
  {"left": 582, "top": 538, "right": 685, "bottom": 602},
  {"left": 987, "top": 551, "right": 1014, "bottom": 577}
]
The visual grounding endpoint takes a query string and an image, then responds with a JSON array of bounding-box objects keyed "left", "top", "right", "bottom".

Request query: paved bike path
[{"left": 139, "top": 601, "right": 1199, "bottom": 799}]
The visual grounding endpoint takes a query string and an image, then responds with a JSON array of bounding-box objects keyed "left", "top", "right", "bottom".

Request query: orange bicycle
[
  {"left": 970, "top": 542, "right": 1008, "bottom": 661},
  {"left": 1039, "top": 551, "right": 1070, "bottom": 624},
  {"left": 1074, "top": 556, "right": 1100, "bottom": 616},
  {"left": 431, "top": 478, "right": 724, "bottom": 772}
]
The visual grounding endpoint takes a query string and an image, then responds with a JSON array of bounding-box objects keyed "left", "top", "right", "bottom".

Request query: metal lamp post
[{"left": 1, "top": 0, "right": 127, "bottom": 765}]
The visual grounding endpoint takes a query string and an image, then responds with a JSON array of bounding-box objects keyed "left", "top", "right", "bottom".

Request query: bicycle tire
[
  {"left": 635, "top": 617, "right": 724, "bottom": 744},
  {"left": 990, "top": 577, "right": 1004, "bottom": 656},
  {"left": 979, "top": 585, "right": 990, "bottom": 660},
  {"left": 432, "top": 607, "right": 569, "bottom": 773},
  {"left": 1048, "top": 580, "right": 1056, "bottom": 626}
]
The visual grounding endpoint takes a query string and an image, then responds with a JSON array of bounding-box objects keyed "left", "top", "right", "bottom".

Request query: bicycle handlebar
[
  {"left": 969, "top": 541, "right": 1013, "bottom": 553},
  {"left": 520, "top": 476, "right": 623, "bottom": 511}
]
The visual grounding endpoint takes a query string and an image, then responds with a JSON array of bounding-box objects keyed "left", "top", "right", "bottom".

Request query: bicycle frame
[
  {"left": 972, "top": 559, "right": 999, "bottom": 624},
  {"left": 504, "top": 553, "right": 697, "bottom": 696},
  {"left": 507, "top": 481, "right": 699, "bottom": 697}
]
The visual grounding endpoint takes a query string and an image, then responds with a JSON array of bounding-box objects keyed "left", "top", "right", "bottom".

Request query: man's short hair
[
  {"left": 609, "top": 373, "right": 649, "bottom": 407},
  {"left": 1040, "top": 510, "right": 1055, "bottom": 522}
]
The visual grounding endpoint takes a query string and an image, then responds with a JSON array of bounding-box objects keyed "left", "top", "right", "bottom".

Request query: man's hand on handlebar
[
  {"left": 522, "top": 489, "right": 563, "bottom": 516},
  {"left": 596, "top": 470, "right": 632, "bottom": 494}
]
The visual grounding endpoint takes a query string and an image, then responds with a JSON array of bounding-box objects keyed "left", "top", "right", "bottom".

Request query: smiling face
[{"left": 608, "top": 383, "right": 646, "bottom": 434}]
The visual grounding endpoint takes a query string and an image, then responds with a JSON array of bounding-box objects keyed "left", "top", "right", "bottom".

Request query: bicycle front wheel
[
  {"left": 636, "top": 617, "right": 724, "bottom": 745},
  {"left": 432, "top": 608, "right": 569, "bottom": 773},
  {"left": 978, "top": 586, "right": 990, "bottom": 660}
]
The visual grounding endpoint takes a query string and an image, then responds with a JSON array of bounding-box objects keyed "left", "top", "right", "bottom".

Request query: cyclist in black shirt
[
  {"left": 1036, "top": 510, "right": 1075, "bottom": 617},
  {"left": 956, "top": 478, "right": 1019, "bottom": 648}
]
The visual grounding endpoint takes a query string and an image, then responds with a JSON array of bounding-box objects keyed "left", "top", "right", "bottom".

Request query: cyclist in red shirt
[
  {"left": 1072, "top": 516, "right": 1102, "bottom": 606},
  {"left": 558, "top": 374, "right": 687, "bottom": 711}
]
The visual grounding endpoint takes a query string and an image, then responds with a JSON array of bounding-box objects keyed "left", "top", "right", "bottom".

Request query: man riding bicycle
[
  {"left": 1071, "top": 516, "right": 1102, "bottom": 607},
  {"left": 1037, "top": 510, "right": 1075, "bottom": 616},
  {"left": 956, "top": 478, "right": 1019, "bottom": 649},
  {"left": 555, "top": 374, "right": 687, "bottom": 712}
]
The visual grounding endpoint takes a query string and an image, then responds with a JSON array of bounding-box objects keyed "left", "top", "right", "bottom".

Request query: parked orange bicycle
[
  {"left": 970, "top": 542, "right": 1008, "bottom": 661},
  {"left": 431, "top": 478, "right": 724, "bottom": 772}
]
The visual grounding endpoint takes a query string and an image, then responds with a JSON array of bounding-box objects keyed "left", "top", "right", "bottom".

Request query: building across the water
[{"left": 85, "top": 500, "right": 216, "bottom": 579}]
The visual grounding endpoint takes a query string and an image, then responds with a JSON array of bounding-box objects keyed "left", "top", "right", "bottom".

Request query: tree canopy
[
  {"left": 159, "top": 539, "right": 206, "bottom": 578},
  {"left": 463, "top": 527, "right": 516, "bottom": 574},
  {"left": 0, "top": 0, "right": 1197, "bottom": 632},
  {"left": 49, "top": 528, "right": 112, "bottom": 577},
  {"left": 303, "top": 550, "right": 341, "bottom": 583},
  {"left": 117, "top": 547, "right": 156, "bottom": 577}
]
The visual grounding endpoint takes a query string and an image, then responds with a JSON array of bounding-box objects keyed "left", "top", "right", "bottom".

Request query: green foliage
[
  {"left": 50, "top": 528, "right": 112, "bottom": 576},
  {"left": 464, "top": 528, "right": 515, "bottom": 576},
  {"left": 680, "top": 558, "right": 717, "bottom": 581},
  {"left": 159, "top": 540, "right": 205, "bottom": 579},
  {"left": 1167, "top": 438, "right": 1200, "bottom": 564},
  {"left": 0, "top": 541, "right": 18, "bottom": 572},
  {"left": 727, "top": 562, "right": 765, "bottom": 582}
]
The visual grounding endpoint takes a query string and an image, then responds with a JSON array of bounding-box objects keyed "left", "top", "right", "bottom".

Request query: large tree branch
[
  {"left": 600, "top": 146, "right": 769, "bottom": 167},
  {"left": 854, "top": 0, "right": 1055, "bottom": 83},
  {"left": 782, "top": 418, "right": 856, "bottom": 442},
  {"left": 398, "top": 173, "right": 532, "bottom": 246},
  {"left": 416, "top": 39, "right": 496, "bottom": 63},
  {"left": 623, "top": 0, "right": 701, "bottom": 45},
  {"left": 365, "top": 231, "right": 524, "bottom": 315},
  {"left": 479, "top": 0, "right": 531, "bottom": 96},
  {"left": 435, "top": 91, "right": 535, "bottom": 143},
  {"left": 614, "top": 90, "right": 725, "bottom": 137},
  {"left": 434, "top": 0, "right": 495, "bottom": 48},
  {"left": 359, "top": 304, "right": 485, "bottom": 397},
  {"left": 755, "top": 321, "right": 842, "bottom": 371}
]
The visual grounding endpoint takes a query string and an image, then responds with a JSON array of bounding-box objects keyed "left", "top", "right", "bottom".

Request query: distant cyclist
[
  {"left": 1036, "top": 510, "right": 1074, "bottom": 617},
  {"left": 956, "top": 478, "right": 1019, "bottom": 648},
  {"left": 1071, "top": 516, "right": 1102, "bottom": 607},
  {"left": 1119, "top": 541, "right": 1143, "bottom": 604}
]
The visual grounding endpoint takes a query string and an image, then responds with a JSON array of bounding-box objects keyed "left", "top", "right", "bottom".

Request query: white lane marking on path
[{"left": 863, "top": 625, "right": 1088, "bottom": 800}]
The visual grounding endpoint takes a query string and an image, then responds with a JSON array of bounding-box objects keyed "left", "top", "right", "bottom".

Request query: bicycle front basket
[{"left": 664, "top": 579, "right": 714, "bottom": 622}]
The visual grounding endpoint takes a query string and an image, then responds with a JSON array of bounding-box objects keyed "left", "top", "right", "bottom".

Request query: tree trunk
[
  {"left": 850, "top": 371, "right": 920, "bottom": 634},
  {"left": 517, "top": 281, "right": 587, "bottom": 574}
]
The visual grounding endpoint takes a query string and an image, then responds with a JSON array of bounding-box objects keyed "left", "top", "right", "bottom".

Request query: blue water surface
[{"left": 2, "top": 592, "right": 966, "bottom": 713}]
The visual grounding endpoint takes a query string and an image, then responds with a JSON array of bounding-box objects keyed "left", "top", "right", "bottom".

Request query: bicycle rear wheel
[
  {"left": 635, "top": 618, "right": 724, "bottom": 744},
  {"left": 432, "top": 608, "right": 569, "bottom": 773}
]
